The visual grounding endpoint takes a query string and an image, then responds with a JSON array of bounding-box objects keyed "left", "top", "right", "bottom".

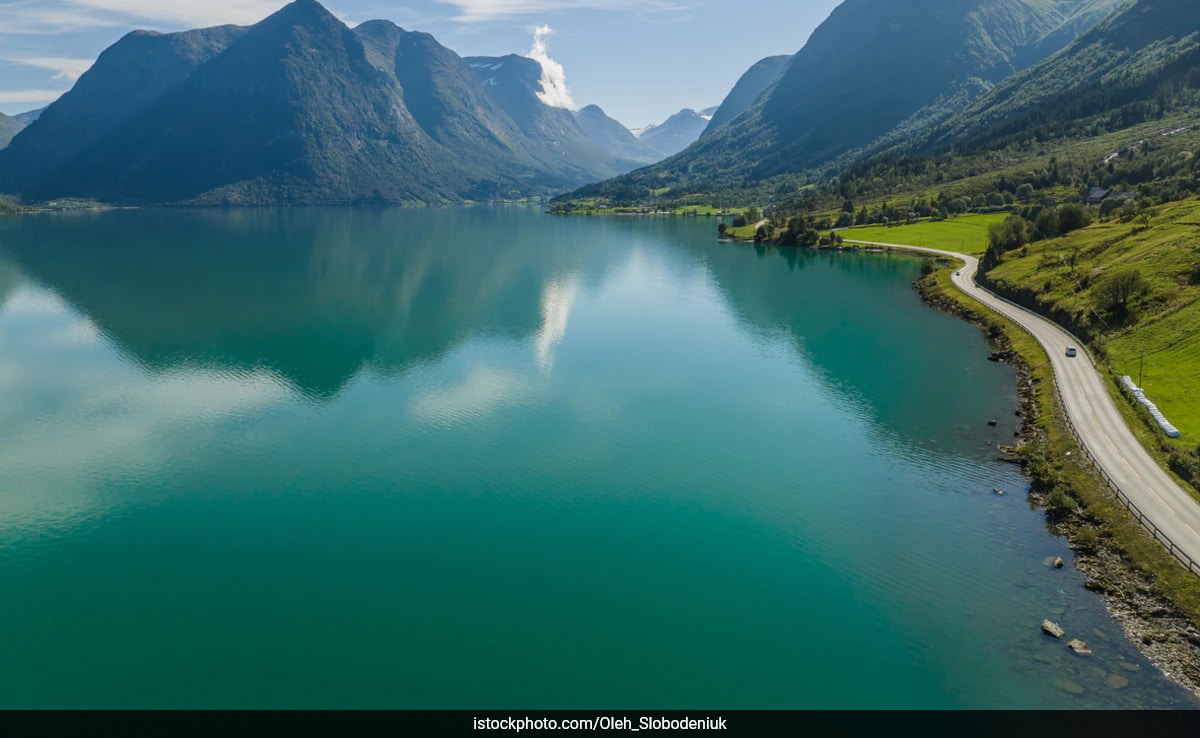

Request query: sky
[{"left": 0, "top": 0, "right": 841, "bottom": 128}]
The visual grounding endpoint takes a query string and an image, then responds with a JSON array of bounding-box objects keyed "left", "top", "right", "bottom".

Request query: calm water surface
[{"left": 0, "top": 207, "right": 1195, "bottom": 708}]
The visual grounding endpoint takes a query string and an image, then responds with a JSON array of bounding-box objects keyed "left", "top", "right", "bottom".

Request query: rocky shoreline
[{"left": 916, "top": 270, "right": 1200, "bottom": 699}]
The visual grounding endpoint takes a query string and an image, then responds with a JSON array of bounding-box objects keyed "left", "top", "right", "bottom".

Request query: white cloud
[
  {"left": 0, "top": 0, "right": 283, "bottom": 34},
  {"left": 0, "top": 89, "right": 65, "bottom": 107},
  {"left": 2, "top": 56, "right": 94, "bottom": 81},
  {"left": 529, "top": 25, "right": 575, "bottom": 110},
  {"left": 63, "top": 0, "right": 283, "bottom": 28},
  {"left": 437, "top": 0, "right": 684, "bottom": 23}
]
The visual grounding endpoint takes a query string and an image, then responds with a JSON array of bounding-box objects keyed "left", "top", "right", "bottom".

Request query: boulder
[
  {"left": 1041, "top": 620, "right": 1066, "bottom": 638},
  {"left": 1067, "top": 639, "right": 1093, "bottom": 656},
  {"left": 1054, "top": 557, "right": 1064, "bottom": 569},
  {"left": 1106, "top": 674, "right": 1130, "bottom": 690},
  {"left": 988, "top": 419, "right": 998, "bottom": 427}
]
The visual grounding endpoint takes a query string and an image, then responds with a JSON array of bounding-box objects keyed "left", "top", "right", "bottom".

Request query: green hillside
[{"left": 563, "top": 0, "right": 1125, "bottom": 205}]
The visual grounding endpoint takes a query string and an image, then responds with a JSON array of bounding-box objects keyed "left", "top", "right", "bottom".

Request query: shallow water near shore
[{"left": 0, "top": 207, "right": 1195, "bottom": 708}]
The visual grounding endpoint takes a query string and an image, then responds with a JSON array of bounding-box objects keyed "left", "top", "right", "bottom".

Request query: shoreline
[{"left": 913, "top": 263, "right": 1200, "bottom": 698}]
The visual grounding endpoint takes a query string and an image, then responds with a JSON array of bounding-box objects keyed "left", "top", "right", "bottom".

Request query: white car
[{"left": 1066, "top": 347, "right": 1078, "bottom": 357}]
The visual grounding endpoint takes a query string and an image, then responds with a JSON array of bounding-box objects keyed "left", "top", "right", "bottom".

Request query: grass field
[
  {"left": 842, "top": 213, "right": 1008, "bottom": 255},
  {"left": 723, "top": 224, "right": 760, "bottom": 238},
  {"left": 987, "top": 198, "right": 1200, "bottom": 446}
]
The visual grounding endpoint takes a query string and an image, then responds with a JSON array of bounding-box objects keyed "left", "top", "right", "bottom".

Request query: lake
[{"left": 0, "top": 207, "right": 1194, "bottom": 708}]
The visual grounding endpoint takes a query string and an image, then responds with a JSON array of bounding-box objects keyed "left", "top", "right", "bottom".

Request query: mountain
[
  {"left": 927, "top": 0, "right": 1200, "bottom": 153},
  {"left": 637, "top": 107, "right": 717, "bottom": 158},
  {"left": 0, "top": 114, "right": 21, "bottom": 150},
  {"left": 0, "top": 23, "right": 246, "bottom": 190},
  {"left": 569, "top": 0, "right": 1126, "bottom": 201},
  {"left": 13, "top": 108, "right": 45, "bottom": 127},
  {"left": 704, "top": 55, "right": 790, "bottom": 133},
  {"left": 0, "top": 107, "right": 47, "bottom": 151},
  {"left": 0, "top": 0, "right": 625, "bottom": 205},
  {"left": 573, "top": 105, "right": 661, "bottom": 165},
  {"left": 461, "top": 55, "right": 625, "bottom": 177}
]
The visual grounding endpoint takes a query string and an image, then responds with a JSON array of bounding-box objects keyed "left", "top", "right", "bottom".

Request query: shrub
[
  {"left": 1044, "top": 485, "right": 1076, "bottom": 519},
  {"left": 1075, "top": 526, "right": 1100, "bottom": 553},
  {"left": 1094, "top": 269, "right": 1152, "bottom": 318}
]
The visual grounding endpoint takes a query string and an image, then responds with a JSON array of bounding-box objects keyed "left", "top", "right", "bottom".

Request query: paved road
[{"left": 847, "top": 239, "right": 1200, "bottom": 575}]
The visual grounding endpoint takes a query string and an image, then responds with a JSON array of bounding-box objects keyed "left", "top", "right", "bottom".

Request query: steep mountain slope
[
  {"left": 573, "top": 105, "right": 661, "bottom": 165},
  {"left": 569, "top": 0, "right": 1124, "bottom": 201},
  {"left": 638, "top": 107, "right": 716, "bottom": 158},
  {"left": 13, "top": 108, "right": 45, "bottom": 127},
  {"left": 0, "top": 114, "right": 21, "bottom": 150},
  {"left": 0, "top": 0, "right": 625, "bottom": 205},
  {"left": 929, "top": 0, "right": 1200, "bottom": 152},
  {"left": 0, "top": 24, "right": 246, "bottom": 191},
  {"left": 704, "top": 55, "right": 790, "bottom": 133},
  {"left": 463, "top": 55, "right": 623, "bottom": 178}
]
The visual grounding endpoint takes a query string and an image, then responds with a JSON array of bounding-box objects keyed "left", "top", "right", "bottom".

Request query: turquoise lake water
[{"left": 0, "top": 207, "right": 1195, "bottom": 708}]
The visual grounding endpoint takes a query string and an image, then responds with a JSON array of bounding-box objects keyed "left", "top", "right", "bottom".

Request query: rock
[
  {"left": 1042, "top": 620, "right": 1066, "bottom": 638},
  {"left": 1054, "top": 557, "right": 1064, "bottom": 569},
  {"left": 1106, "top": 674, "right": 1130, "bottom": 690},
  {"left": 988, "top": 419, "right": 998, "bottom": 427},
  {"left": 1118, "top": 662, "right": 1141, "bottom": 673},
  {"left": 1067, "top": 639, "right": 1093, "bottom": 656},
  {"left": 994, "top": 488, "right": 1006, "bottom": 496},
  {"left": 1057, "top": 678, "right": 1085, "bottom": 695},
  {"left": 1043, "top": 556, "right": 1060, "bottom": 567}
]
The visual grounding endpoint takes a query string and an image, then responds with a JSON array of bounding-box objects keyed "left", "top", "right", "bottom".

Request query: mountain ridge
[{"left": 0, "top": 0, "right": 626, "bottom": 205}]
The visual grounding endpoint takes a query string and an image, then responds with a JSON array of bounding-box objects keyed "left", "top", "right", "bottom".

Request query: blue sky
[{"left": 0, "top": 0, "right": 841, "bottom": 128}]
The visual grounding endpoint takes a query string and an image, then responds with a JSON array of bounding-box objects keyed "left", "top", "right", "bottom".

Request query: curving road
[{"left": 847, "top": 239, "right": 1200, "bottom": 576}]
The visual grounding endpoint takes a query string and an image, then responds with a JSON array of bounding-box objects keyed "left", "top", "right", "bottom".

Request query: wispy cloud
[
  {"left": 0, "top": 89, "right": 65, "bottom": 106},
  {"left": 2, "top": 56, "right": 94, "bottom": 81},
  {"left": 0, "top": 0, "right": 283, "bottom": 34},
  {"left": 65, "top": 0, "right": 284, "bottom": 27},
  {"left": 437, "top": 0, "right": 685, "bottom": 23}
]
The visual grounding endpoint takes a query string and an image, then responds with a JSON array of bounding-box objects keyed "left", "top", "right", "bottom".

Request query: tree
[
  {"left": 1032, "top": 208, "right": 1059, "bottom": 241},
  {"left": 1017, "top": 183, "right": 1035, "bottom": 202},
  {"left": 1094, "top": 269, "right": 1151, "bottom": 318},
  {"left": 983, "top": 214, "right": 1028, "bottom": 271},
  {"left": 1057, "top": 203, "right": 1093, "bottom": 235},
  {"left": 988, "top": 214, "right": 1029, "bottom": 252},
  {"left": 717, "top": 222, "right": 728, "bottom": 236}
]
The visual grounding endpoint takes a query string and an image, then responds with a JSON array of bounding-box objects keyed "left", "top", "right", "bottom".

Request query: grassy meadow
[
  {"left": 842, "top": 213, "right": 1008, "bottom": 255},
  {"left": 987, "top": 198, "right": 1200, "bottom": 446}
]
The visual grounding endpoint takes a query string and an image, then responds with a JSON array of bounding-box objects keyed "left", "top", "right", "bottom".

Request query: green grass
[
  {"left": 724, "top": 224, "right": 760, "bottom": 238},
  {"left": 988, "top": 198, "right": 1200, "bottom": 447},
  {"left": 842, "top": 213, "right": 1009, "bottom": 255},
  {"left": 1107, "top": 307, "right": 1200, "bottom": 441}
]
